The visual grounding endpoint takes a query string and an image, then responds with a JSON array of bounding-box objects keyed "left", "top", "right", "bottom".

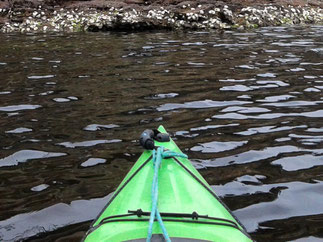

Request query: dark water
[{"left": 0, "top": 26, "right": 323, "bottom": 241}]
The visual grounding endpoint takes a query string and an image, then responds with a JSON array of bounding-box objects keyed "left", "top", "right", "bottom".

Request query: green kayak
[{"left": 83, "top": 125, "right": 252, "bottom": 242}]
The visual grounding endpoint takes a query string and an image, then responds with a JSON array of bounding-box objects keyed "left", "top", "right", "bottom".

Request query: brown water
[{"left": 0, "top": 26, "right": 323, "bottom": 242}]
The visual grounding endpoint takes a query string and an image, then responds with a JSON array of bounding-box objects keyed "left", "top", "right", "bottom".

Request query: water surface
[{"left": 0, "top": 26, "right": 323, "bottom": 241}]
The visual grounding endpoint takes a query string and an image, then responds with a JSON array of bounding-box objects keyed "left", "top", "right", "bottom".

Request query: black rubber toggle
[
  {"left": 139, "top": 129, "right": 155, "bottom": 150},
  {"left": 128, "top": 209, "right": 147, "bottom": 217},
  {"left": 155, "top": 132, "right": 170, "bottom": 142},
  {"left": 192, "top": 211, "right": 199, "bottom": 220},
  {"left": 139, "top": 129, "right": 171, "bottom": 150},
  {"left": 136, "top": 209, "right": 143, "bottom": 217}
]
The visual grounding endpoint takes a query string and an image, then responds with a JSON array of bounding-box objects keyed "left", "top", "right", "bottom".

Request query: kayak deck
[{"left": 83, "top": 126, "right": 251, "bottom": 242}]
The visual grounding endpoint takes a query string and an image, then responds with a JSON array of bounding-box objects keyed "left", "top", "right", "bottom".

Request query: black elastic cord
[
  {"left": 127, "top": 209, "right": 238, "bottom": 227},
  {"left": 98, "top": 209, "right": 239, "bottom": 228},
  {"left": 94, "top": 218, "right": 242, "bottom": 232}
]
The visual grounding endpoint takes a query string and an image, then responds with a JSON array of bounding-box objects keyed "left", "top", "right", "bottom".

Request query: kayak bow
[{"left": 83, "top": 125, "right": 252, "bottom": 242}]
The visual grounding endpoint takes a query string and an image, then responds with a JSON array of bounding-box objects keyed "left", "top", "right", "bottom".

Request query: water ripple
[
  {"left": 234, "top": 181, "right": 323, "bottom": 233},
  {"left": 57, "top": 139, "right": 121, "bottom": 148},
  {"left": 27, "top": 75, "right": 55, "bottom": 80},
  {"left": 83, "top": 124, "right": 119, "bottom": 131},
  {"left": 0, "top": 150, "right": 67, "bottom": 167},
  {"left": 0, "top": 193, "right": 113, "bottom": 241},
  {"left": 5, "top": 127, "right": 33, "bottom": 134},
  {"left": 191, "top": 141, "right": 248, "bottom": 153},
  {"left": 80, "top": 158, "right": 107, "bottom": 167},
  {"left": 0, "top": 105, "right": 41, "bottom": 112},
  {"left": 157, "top": 100, "right": 252, "bottom": 111}
]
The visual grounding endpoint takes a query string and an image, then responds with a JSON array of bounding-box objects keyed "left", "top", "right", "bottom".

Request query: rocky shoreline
[{"left": 0, "top": 0, "right": 322, "bottom": 33}]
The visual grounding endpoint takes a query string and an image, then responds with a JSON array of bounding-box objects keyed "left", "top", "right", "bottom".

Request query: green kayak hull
[{"left": 83, "top": 125, "right": 252, "bottom": 242}]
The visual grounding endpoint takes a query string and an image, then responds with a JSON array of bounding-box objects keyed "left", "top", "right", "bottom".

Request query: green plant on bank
[
  {"left": 250, "top": 23, "right": 259, "bottom": 28},
  {"left": 72, "top": 22, "right": 84, "bottom": 32},
  {"left": 245, "top": 22, "right": 259, "bottom": 29},
  {"left": 281, "top": 17, "right": 293, "bottom": 25}
]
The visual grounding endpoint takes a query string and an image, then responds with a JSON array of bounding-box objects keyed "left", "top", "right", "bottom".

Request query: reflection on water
[{"left": 0, "top": 26, "right": 323, "bottom": 241}]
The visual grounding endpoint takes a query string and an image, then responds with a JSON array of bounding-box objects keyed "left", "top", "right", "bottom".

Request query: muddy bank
[{"left": 0, "top": 0, "right": 322, "bottom": 32}]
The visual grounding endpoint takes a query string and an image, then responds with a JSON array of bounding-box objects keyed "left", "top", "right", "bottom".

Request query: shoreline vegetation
[{"left": 0, "top": 0, "right": 322, "bottom": 33}]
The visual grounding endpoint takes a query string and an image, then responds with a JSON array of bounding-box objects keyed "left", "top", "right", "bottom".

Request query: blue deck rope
[{"left": 147, "top": 146, "right": 188, "bottom": 242}]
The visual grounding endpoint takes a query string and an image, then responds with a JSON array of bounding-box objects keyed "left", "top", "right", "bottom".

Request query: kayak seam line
[
  {"left": 172, "top": 157, "right": 252, "bottom": 240},
  {"left": 84, "top": 154, "right": 153, "bottom": 238}
]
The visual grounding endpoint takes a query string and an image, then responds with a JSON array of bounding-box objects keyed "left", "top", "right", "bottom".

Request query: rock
[
  {"left": 0, "top": 0, "right": 322, "bottom": 33},
  {"left": 125, "top": 0, "right": 145, "bottom": 4}
]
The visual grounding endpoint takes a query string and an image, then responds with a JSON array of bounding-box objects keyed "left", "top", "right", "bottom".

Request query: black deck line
[
  {"left": 82, "top": 154, "right": 153, "bottom": 240},
  {"left": 172, "top": 157, "right": 252, "bottom": 239},
  {"left": 99, "top": 210, "right": 239, "bottom": 227}
]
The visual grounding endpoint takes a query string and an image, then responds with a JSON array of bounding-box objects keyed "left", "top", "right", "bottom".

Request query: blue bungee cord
[{"left": 147, "top": 146, "right": 188, "bottom": 242}]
